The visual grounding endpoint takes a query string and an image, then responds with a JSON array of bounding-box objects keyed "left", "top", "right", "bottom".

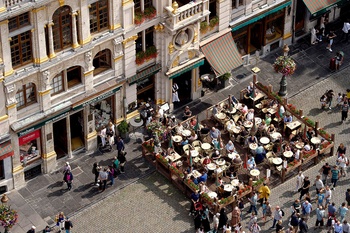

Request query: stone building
[{"left": 0, "top": 0, "right": 346, "bottom": 192}]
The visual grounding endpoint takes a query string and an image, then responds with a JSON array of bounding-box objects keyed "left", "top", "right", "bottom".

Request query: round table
[
  {"left": 273, "top": 157, "right": 283, "bottom": 165},
  {"left": 229, "top": 108, "right": 237, "bottom": 114},
  {"left": 244, "top": 121, "right": 253, "bottom": 128},
  {"left": 250, "top": 169, "right": 260, "bottom": 178},
  {"left": 264, "top": 143, "right": 273, "bottom": 151},
  {"left": 207, "top": 191, "right": 217, "bottom": 198},
  {"left": 231, "top": 179, "right": 239, "bottom": 186},
  {"left": 182, "top": 129, "right": 191, "bottom": 137},
  {"left": 270, "top": 132, "right": 282, "bottom": 140},
  {"left": 232, "top": 126, "right": 242, "bottom": 134},
  {"left": 228, "top": 152, "right": 239, "bottom": 159},
  {"left": 283, "top": 151, "right": 293, "bottom": 158},
  {"left": 216, "top": 159, "right": 226, "bottom": 166},
  {"left": 262, "top": 108, "right": 268, "bottom": 113},
  {"left": 173, "top": 135, "right": 183, "bottom": 143},
  {"left": 255, "top": 117, "right": 262, "bottom": 125},
  {"left": 311, "top": 137, "right": 321, "bottom": 144},
  {"left": 190, "top": 150, "right": 199, "bottom": 157},
  {"left": 201, "top": 143, "right": 211, "bottom": 150},
  {"left": 295, "top": 142, "right": 305, "bottom": 149},
  {"left": 207, "top": 163, "right": 216, "bottom": 170},
  {"left": 224, "top": 184, "right": 234, "bottom": 192},
  {"left": 249, "top": 143, "right": 258, "bottom": 150},
  {"left": 216, "top": 113, "right": 226, "bottom": 120},
  {"left": 260, "top": 137, "right": 270, "bottom": 145}
]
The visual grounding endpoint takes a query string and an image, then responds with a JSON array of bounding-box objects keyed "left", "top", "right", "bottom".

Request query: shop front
[
  {"left": 18, "top": 129, "right": 42, "bottom": 180},
  {"left": 231, "top": 1, "right": 291, "bottom": 56},
  {"left": 0, "top": 139, "right": 14, "bottom": 193}
]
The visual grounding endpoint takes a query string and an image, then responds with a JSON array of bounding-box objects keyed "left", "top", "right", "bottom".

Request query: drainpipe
[{"left": 291, "top": 0, "right": 297, "bottom": 43}]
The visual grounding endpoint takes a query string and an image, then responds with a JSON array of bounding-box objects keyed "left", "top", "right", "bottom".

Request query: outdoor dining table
[
  {"left": 260, "top": 137, "right": 270, "bottom": 145},
  {"left": 216, "top": 159, "right": 226, "bottom": 166},
  {"left": 228, "top": 152, "right": 240, "bottom": 159},
  {"left": 232, "top": 126, "right": 242, "bottom": 134},
  {"left": 228, "top": 108, "right": 237, "bottom": 114},
  {"left": 167, "top": 152, "right": 182, "bottom": 162},
  {"left": 231, "top": 179, "right": 239, "bottom": 186},
  {"left": 244, "top": 121, "right": 253, "bottom": 128},
  {"left": 311, "top": 137, "right": 322, "bottom": 145},
  {"left": 267, "top": 107, "right": 277, "bottom": 115},
  {"left": 266, "top": 151, "right": 274, "bottom": 158},
  {"left": 190, "top": 150, "right": 199, "bottom": 157},
  {"left": 207, "top": 191, "right": 218, "bottom": 198},
  {"left": 283, "top": 151, "right": 293, "bottom": 158},
  {"left": 216, "top": 112, "right": 226, "bottom": 120},
  {"left": 295, "top": 142, "right": 305, "bottom": 149},
  {"left": 250, "top": 169, "right": 260, "bottom": 179},
  {"left": 270, "top": 132, "right": 282, "bottom": 140},
  {"left": 272, "top": 157, "right": 283, "bottom": 165},
  {"left": 207, "top": 163, "right": 216, "bottom": 170},
  {"left": 182, "top": 129, "right": 191, "bottom": 137},
  {"left": 224, "top": 184, "right": 234, "bottom": 192},
  {"left": 249, "top": 143, "right": 258, "bottom": 150},
  {"left": 201, "top": 143, "right": 211, "bottom": 150},
  {"left": 173, "top": 135, "right": 183, "bottom": 143},
  {"left": 254, "top": 117, "right": 262, "bottom": 125}
]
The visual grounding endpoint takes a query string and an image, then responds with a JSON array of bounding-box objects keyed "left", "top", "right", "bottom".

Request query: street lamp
[{"left": 273, "top": 44, "right": 296, "bottom": 97}]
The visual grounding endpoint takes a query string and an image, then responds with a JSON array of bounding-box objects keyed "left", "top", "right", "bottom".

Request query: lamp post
[{"left": 273, "top": 45, "right": 295, "bottom": 97}]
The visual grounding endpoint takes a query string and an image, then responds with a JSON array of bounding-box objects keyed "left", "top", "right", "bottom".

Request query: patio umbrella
[
  {"left": 303, "top": 124, "right": 307, "bottom": 140},
  {"left": 244, "top": 153, "right": 248, "bottom": 169}
]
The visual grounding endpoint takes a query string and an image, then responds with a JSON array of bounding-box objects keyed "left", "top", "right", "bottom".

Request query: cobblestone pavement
[
  {"left": 71, "top": 68, "right": 350, "bottom": 233},
  {"left": 70, "top": 173, "right": 194, "bottom": 233}
]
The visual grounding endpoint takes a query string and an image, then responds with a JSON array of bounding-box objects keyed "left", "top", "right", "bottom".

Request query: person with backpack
[
  {"left": 271, "top": 206, "right": 283, "bottom": 229},
  {"left": 63, "top": 170, "right": 73, "bottom": 191},
  {"left": 302, "top": 200, "right": 312, "bottom": 223}
]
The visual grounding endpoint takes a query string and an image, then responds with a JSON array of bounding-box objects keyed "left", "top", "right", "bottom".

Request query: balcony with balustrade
[
  {"left": 4, "top": 0, "right": 32, "bottom": 9},
  {"left": 164, "top": 0, "right": 210, "bottom": 31}
]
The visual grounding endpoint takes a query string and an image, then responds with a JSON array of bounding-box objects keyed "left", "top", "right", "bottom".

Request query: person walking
[
  {"left": 346, "top": 189, "right": 350, "bottom": 208},
  {"left": 325, "top": 186, "right": 332, "bottom": 207},
  {"left": 213, "top": 213, "right": 220, "bottom": 233},
  {"left": 26, "top": 226, "right": 36, "bottom": 233},
  {"left": 315, "top": 205, "right": 325, "bottom": 230},
  {"left": 92, "top": 162, "right": 100, "bottom": 185},
  {"left": 338, "top": 202, "right": 349, "bottom": 222},
  {"left": 331, "top": 165, "right": 340, "bottom": 189},
  {"left": 295, "top": 172, "right": 304, "bottom": 192},
  {"left": 341, "top": 101, "right": 349, "bottom": 123},
  {"left": 64, "top": 217, "right": 73, "bottom": 233},
  {"left": 301, "top": 200, "right": 312, "bottom": 223},
  {"left": 271, "top": 206, "right": 283, "bottom": 229},
  {"left": 248, "top": 191, "right": 258, "bottom": 215},
  {"left": 341, "top": 19, "right": 350, "bottom": 43},
  {"left": 334, "top": 221, "right": 343, "bottom": 233},
  {"left": 326, "top": 90, "right": 335, "bottom": 109},
  {"left": 63, "top": 170, "right": 73, "bottom": 191},
  {"left": 343, "top": 220, "right": 350, "bottom": 233},
  {"left": 118, "top": 150, "right": 127, "bottom": 173},
  {"left": 116, "top": 136, "right": 125, "bottom": 155},
  {"left": 107, "top": 165, "right": 115, "bottom": 186},
  {"left": 98, "top": 168, "right": 108, "bottom": 192},
  {"left": 320, "top": 163, "right": 331, "bottom": 184},
  {"left": 314, "top": 175, "right": 324, "bottom": 194},
  {"left": 290, "top": 212, "right": 300, "bottom": 233},
  {"left": 55, "top": 212, "right": 65, "bottom": 231},
  {"left": 231, "top": 206, "right": 241, "bottom": 226},
  {"left": 250, "top": 221, "right": 261, "bottom": 233},
  {"left": 328, "top": 202, "right": 337, "bottom": 217},
  {"left": 258, "top": 183, "right": 270, "bottom": 205},
  {"left": 218, "top": 207, "right": 228, "bottom": 231},
  {"left": 326, "top": 30, "right": 336, "bottom": 52},
  {"left": 299, "top": 176, "right": 310, "bottom": 200},
  {"left": 337, "top": 154, "right": 348, "bottom": 177},
  {"left": 299, "top": 218, "right": 309, "bottom": 233}
]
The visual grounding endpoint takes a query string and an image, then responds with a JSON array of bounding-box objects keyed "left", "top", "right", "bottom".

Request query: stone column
[
  {"left": 113, "top": 36, "right": 124, "bottom": 77},
  {"left": 41, "top": 123, "right": 57, "bottom": 173},
  {"left": 66, "top": 116, "right": 72, "bottom": 158},
  {"left": 4, "top": 83, "right": 17, "bottom": 124},
  {"left": 0, "top": 20, "right": 13, "bottom": 77},
  {"left": 109, "top": 0, "right": 122, "bottom": 31},
  {"left": 32, "top": 6, "right": 48, "bottom": 66},
  {"left": 217, "top": 0, "right": 230, "bottom": 31},
  {"left": 71, "top": 11, "right": 79, "bottom": 49},
  {"left": 47, "top": 21, "right": 56, "bottom": 59},
  {"left": 0, "top": 1, "right": 5, "bottom": 13},
  {"left": 84, "top": 106, "right": 97, "bottom": 152},
  {"left": 11, "top": 134, "right": 25, "bottom": 189},
  {"left": 84, "top": 51, "right": 94, "bottom": 92},
  {"left": 38, "top": 70, "right": 52, "bottom": 112},
  {"left": 78, "top": 0, "right": 91, "bottom": 46}
]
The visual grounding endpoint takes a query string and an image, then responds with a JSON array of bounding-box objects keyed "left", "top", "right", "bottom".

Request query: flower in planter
[
  {"left": 273, "top": 56, "right": 296, "bottom": 76},
  {"left": 144, "top": 6, "right": 157, "bottom": 19},
  {"left": 209, "top": 16, "right": 219, "bottom": 28},
  {"left": 134, "top": 11, "right": 144, "bottom": 25}
]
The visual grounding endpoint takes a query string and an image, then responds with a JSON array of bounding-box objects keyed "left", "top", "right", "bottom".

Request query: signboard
[
  {"left": 19, "top": 130, "right": 41, "bottom": 145},
  {"left": 72, "top": 86, "right": 121, "bottom": 111}
]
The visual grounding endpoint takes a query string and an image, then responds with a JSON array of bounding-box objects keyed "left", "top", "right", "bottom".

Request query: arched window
[
  {"left": 51, "top": 66, "right": 82, "bottom": 95},
  {"left": 52, "top": 6, "right": 72, "bottom": 51},
  {"left": 16, "top": 82, "right": 37, "bottom": 109},
  {"left": 93, "top": 49, "right": 111, "bottom": 75}
]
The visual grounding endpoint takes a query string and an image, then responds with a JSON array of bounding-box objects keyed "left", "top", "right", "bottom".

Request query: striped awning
[
  {"left": 303, "top": 0, "right": 344, "bottom": 17},
  {"left": 0, "top": 141, "right": 14, "bottom": 160},
  {"left": 167, "top": 59, "right": 205, "bottom": 79},
  {"left": 128, "top": 63, "right": 161, "bottom": 85},
  {"left": 200, "top": 32, "right": 242, "bottom": 76}
]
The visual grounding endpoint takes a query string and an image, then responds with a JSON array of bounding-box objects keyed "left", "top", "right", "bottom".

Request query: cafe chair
[
  {"left": 183, "top": 144, "right": 192, "bottom": 156},
  {"left": 192, "top": 140, "right": 202, "bottom": 149}
]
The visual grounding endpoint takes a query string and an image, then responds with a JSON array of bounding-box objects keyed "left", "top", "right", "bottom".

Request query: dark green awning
[
  {"left": 231, "top": 1, "right": 292, "bottom": 32},
  {"left": 128, "top": 63, "right": 162, "bottom": 85},
  {"left": 303, "top": 0, "right": 348, "bottom": 17},
  {"left": 168, "top": 59, "right": 204, "bottom": 79}
]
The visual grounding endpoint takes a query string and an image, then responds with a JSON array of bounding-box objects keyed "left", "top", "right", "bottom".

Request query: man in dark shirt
[
  {"left": 190, "top": 190, "right": 200, "bottom": 215},
  {"left": 299, "top": 176, "right": 311, "bottom": 200},
  {"left": 321, "top": 163, "right": 331, "bottom": 184},
  {"left": 299, "top": 218, "right": 309, "bottom": 233}
]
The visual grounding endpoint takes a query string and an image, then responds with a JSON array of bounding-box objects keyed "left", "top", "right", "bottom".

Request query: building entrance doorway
[
  {"left": 70, "top": 111, "right": 84, "bottom": 151},
  {"left": 250, "top": 23, "right": 263, "bottom": 54},
  {"left": 53, "top": 118, "right": 68, "bottom": 159},
  {"left": 173, "top": 70, "right": 192, "bottom": 109}
]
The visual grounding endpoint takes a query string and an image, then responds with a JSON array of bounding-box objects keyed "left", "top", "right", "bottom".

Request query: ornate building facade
[{"left": 0, "top": 0, "right": 345, "bottom": 191}]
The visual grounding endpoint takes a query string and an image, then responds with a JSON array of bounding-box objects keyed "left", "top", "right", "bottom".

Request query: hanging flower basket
[
  {"left": 273, "top": 56, "right": 296, "bottom": 76},
  {"left": 0, "top": 205, "right": 18, "bottom": 229}
]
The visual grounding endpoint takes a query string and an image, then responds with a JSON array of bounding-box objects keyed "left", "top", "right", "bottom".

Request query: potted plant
[
  {"left": 200, "top": 21, "right": 208, "bottom": 33},
  {"left": 209, "top": 16, "right": 219, "bottom": 28},
  {"left": 145, "top": 46, "right": 158, "bottom": 60},
  {"left": 136, "top": 51, "right": 146, "bottom": 65},
  {"left": 117, "top": 120, "right": 129, "bottom": 139},
  {"left": 134, "top": 11, "right": 144, "bottom": 25},
  {"left": 218, "top": 72, "right": 231, "bottom": 89},
  {"left": 144, "top": 6, "right": 157, "bottom": 19}
]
